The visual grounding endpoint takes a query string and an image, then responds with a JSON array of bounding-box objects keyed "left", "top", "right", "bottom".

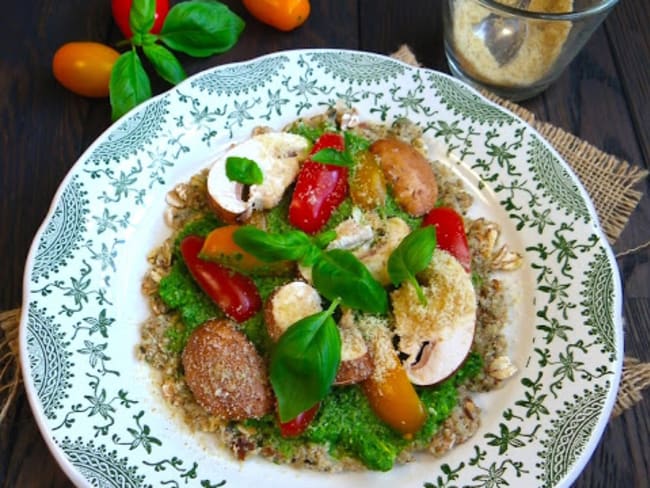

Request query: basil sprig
[
  {"left": 110, "top": 0, "right": 244, "bottom": 120},
  {"left": 110, "top": 49, "right": 152, "bottom": 124},
  {"left": 270, "top": 299, "right": 342, "bottom": 422},
  {"left": 310, "top": 148, "right": 354, "bottom": 168},
  {"left": 233, "top": 226, "right": 319, "bottom": 263},
  {"left": 313, "top": 250, "right": 388, "bottom": 315},
  {"left": 159, "top": 0, "right": 245, "bottom": 57},
  {"left": 225, "top": 157, "right": 264, "bottom": 185},
  {"left": 310, "top": 131, "right": 370, "bottom": 168},
  {"left": 387, "top": 226, "right": 437, "bottom": 304},
  {"left": 233, "top": 226, "right": 387, "bottom": 314}
]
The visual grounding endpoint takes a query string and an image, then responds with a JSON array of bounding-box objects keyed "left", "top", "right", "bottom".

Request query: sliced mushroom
[
  {"left": 391, "top": 250, "right": 477, "bottom": 385},
  {"left": 206, "top": 132, "right": 310, "bottom": 223},
  {"left": 354, "top": 215, "right": 411, "bottom": 286},
  {"left": 182, "top": 318, "right": 273, "bottom": 420},
  {"left": 334, "top": 310, "right": 373, "bottom": 385},
  {"left": 370, "top": 137, "right": 438, "bottom": 217},
  {"left": 264, "top": 281, "right": 323, "bottom": 341}
]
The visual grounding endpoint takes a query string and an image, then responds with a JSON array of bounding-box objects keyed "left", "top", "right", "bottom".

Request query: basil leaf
[
  {"left": 160, "top": 0, "right": 245, "bottom": 57},
  {"left": 130, "top": 0, "right": 156, "bottom": 37},
  {"left": 109, "top": 50, "right": 152, "bottom": 121},
  {"left": 132, "top": 32, "right": 158, "bottom": 47},
  {"left": 233, "top": 226, "right": 314, "bottom": 262},
  {"left": 387, "top": 226, "right": 436, "bottom": 303},
  {"left": 226, "top": 157, "right": 264, "bottom": 185},
  {"left": 312, "top": 250, "right": 388, "bottom": 315},
  {"left": 270, "top": 302, "right": 341, "bottom": 422},
  {"left": 142, "top": 44, "right": 187, "bottom": 85},
  {"left": 311, "top": 148, "right": 354, "bottom": 168},
  {"left": 288, "top": 122, "right": 328, "bottom": 143}
]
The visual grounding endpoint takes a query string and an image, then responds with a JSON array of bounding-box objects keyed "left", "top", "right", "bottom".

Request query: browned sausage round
[{"left": 182, "top": 318, "right": 272, "bottom": 420}]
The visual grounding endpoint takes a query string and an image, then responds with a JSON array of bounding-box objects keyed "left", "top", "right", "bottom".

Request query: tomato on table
[
  {"left": 111, "top": 0, "right": 170, "bottom": 39},
  {"left": 52, "top": 42, "right": 120, "bottom": 98},
  {"left": 242, "top": 0, "right": 310, "bottom": 32},
  {"left": 421, "top": 207, "right": 471, "bottom": 272},
  {"left": 288, "top": 133, "right": 349, "bottom": 234},
  {"left": 180, "top": 235, "right": 262, "bottom": 322}
]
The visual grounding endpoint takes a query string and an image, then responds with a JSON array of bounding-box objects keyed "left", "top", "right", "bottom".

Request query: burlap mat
[{"left": 1, "top": 45, "right": 648, "bottom": 426}]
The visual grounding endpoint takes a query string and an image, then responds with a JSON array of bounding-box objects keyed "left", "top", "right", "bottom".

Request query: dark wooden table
[{"left": 1, "top": 1, "right": 648, "bottom": 486}]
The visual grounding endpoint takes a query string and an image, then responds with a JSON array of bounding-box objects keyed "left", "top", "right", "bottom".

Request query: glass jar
[{"left": 443, "top": 0, "right": 619, "bottom": 101}]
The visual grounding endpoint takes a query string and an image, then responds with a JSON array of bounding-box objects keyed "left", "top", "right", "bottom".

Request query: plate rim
[{"left": 18, "top": 47, "right": 624, "bottom": 488}]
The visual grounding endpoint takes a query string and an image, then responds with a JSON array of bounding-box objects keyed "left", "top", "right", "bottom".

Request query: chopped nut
[{"left": 487, "top": 355, "right": 518, "bottom": 380}]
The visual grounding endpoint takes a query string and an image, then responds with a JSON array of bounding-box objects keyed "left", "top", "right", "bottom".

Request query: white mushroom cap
[
  {"left": 264, "top": 281, "right": 322, "bottom": 341},
  {"left": 206, "top": 132, "right": 309, "bottom": 223},
  {"left": 391, "top": 250, "right": 477, "bottom": 385}
]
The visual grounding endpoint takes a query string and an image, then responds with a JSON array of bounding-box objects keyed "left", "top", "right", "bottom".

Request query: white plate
[{"left": 20, "top": 49, "right": 622, "bottom": 488}]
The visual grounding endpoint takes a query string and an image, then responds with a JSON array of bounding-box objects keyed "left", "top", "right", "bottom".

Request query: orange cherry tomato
[
  {"left": 243, "top": 0, "right": 311, "bottom": 32},
  {"left": 361, "top": 355, "right": 427, "bottom": 437},
  {"left": 52, "top": 42, "right": 120, "bottom": 98},
  {"left": 199, "top": 225, "right": 265, "bottom": 272}
]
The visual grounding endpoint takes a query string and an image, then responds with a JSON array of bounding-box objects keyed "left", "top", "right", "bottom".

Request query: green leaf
[
  {"left": 109, "top": 50, "right": 152, "bottom": 121},
  {"left": 387, "top": 226, "right": 436, "bottom": 304},
  {"left": 225, "top": 157, "right": 264, "bottom": 185},
  {"left": 130, "top": 0, "right": 156, "bottom": 37},
  {"left": 312, "top": 250, "right": 388, "bottom": 315},
  {"left": 311, "top": 148, "right": 354, "bottom": 168},
  {"left": 142, "top": 43, "right": 187, "bottom": 85},
  {"left": 270, "top": 301, "right": 341, "bottom": 422},
  {"left": 233, "top": 226, "right": 315, "bottom": 262},
  {"left": 160, "top": 0, "right": 245, "bottom": 57}
]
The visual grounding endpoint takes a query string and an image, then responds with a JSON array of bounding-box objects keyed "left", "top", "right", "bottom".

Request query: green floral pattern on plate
[{"left": 20, "top": 49, "right": 622, "bottom": 488}]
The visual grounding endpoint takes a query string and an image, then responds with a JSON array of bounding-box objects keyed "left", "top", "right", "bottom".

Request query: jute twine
[{"left": 1, "top": 45, "right": 648, "bottom": 426}]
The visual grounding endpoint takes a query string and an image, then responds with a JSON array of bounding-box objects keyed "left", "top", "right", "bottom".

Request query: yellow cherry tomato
[
  {"left": 361, "top": 355, "right": 427, "bottom": 437},
  {"left": 52, "top": 42, "right": 120, "bottom": 98},
  {"left": 350, "top": 151, "right": 387, "bottom": 210},
  {"left": 243, "top": 0, "right": 311, "bottom": 32}
]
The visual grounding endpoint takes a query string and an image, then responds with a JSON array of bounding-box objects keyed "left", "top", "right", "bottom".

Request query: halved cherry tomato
[
  {"left": 111, "top": 0, "right": 170, "bottom": 39},
  {"left": 350, "top": 150, "right": 386, "bottom": 210},
  {"left": 421, "top": 207, "right": 471, "bottom": 272},
  {"left": 288, "top": 133, "right": 348, "bottom": 234},
  {"left": 180, "top": 235, "right": 262, "bottom": 322},
  {"left": 199, "top": 225, "right": 265, "bottom": 272},
  {"left": 243, "top": 0, "right": 310, "bottom": 32},
  {"left": 361, "top": 356, "right": 426, "bottom": 437},
  {"left": 52, "top": 42, "right": 120, "bottom": 98},
  {"left": 279, "top": 403, "right": 319, "bottom": 437}
]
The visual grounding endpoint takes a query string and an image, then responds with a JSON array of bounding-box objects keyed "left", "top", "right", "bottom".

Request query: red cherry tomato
[
  {"left": 279, "top": 403, "right": 319, "bottom": 437},
  {"left": 421, "top": 207, "right": 472, "bottom": 272},
  {"left": 288, "top": 133, "right": 348, "bottom": 234},
  {"left": 52, "top": 42, "right": 120, "bottom": 98},
  {"left": 111, "top": 0, "right": 170, "bottom": 39},
  {"left": 180, "top": 235, "right": 262, "bottom": 322}
]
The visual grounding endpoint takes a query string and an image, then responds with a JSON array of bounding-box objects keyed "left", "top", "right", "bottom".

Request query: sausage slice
[{"left": 182, "top": 319, "right": 272, "bottom": 420}]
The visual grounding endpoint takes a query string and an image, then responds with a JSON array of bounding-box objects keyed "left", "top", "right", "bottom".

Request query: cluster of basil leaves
[
  {"left": 110, "top": 0, "right": 244, "bottom": 120},
  {"left": 229, "top": 135, "right": 438, "bottom": 422}
]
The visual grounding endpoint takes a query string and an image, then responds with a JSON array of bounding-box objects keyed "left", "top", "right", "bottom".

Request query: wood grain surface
[{"left": 1, "top": 1, "right": 648, "bottom": 486}]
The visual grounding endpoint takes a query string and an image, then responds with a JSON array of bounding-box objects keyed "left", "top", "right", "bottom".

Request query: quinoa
[{"left": 138, "top": 109, "right": 522, "bottom": 472}]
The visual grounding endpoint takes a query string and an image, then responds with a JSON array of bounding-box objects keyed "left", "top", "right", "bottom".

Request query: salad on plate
[{"left": 138, "top": 105, "right": 523, "bottom": 472}]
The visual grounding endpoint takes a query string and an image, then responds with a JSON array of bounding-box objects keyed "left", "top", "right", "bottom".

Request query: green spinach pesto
[{"left": 244, "top": 354, "right": 481, "bottom": 471}]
